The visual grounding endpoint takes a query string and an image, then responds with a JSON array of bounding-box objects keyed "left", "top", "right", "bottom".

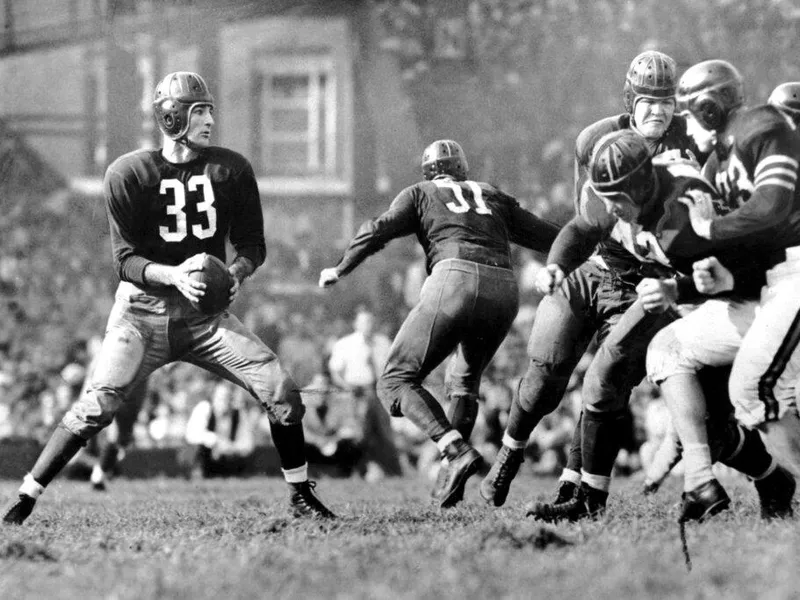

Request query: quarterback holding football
[{"left": 2, "top": 71, "right": 335, "bottom": 525}]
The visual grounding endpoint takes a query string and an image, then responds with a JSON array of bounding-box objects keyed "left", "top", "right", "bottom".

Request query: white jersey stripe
[
  {"left": 755, "top": 179, "right": 796, "bottom": 191},
  {"left": 755, "top": 168, "right": 798, "bottom": 185},
  {"left": 755, "top": 154, "right": 799, "bottom": 178}
]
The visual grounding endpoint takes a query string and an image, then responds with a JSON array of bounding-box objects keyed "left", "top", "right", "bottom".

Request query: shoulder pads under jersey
[{"left": 575, "top": 114, "right": 629, "bottom": 166}]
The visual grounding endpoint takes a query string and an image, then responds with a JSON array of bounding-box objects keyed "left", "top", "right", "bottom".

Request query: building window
[{"left": 253, "top": 55, "right": 337, "bottom": 178}]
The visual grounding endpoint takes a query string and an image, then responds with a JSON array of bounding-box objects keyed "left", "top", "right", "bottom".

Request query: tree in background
[{"left": 375, "top": 0, "right": 800, "bottom": 222}]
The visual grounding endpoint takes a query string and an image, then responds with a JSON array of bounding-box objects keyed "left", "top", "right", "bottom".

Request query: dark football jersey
[
  {"left": 335, "top": 177, "right": 559, "bottom": 276},
  {"left": 548, "top": 161, "right": 765, "bottom": 299},
  {"left": 573, "top": 113, "right": 704, "bottom": 277},
  {"left": 104, "top": 147, "right": 266, "bottom": 285},
  {"left": 703, "top": 104, "right": 800, "bottom": 268}
]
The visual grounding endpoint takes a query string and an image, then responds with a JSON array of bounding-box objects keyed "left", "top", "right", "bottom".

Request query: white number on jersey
[
  {"left": 715, "top": 153, "right": 753, "bottom": 208},
  {"left": 433, "top": 179, "right": 492, "bottom": 215},
  {"left": 159, "top": 175, "right": 218, "bottom": 242}
]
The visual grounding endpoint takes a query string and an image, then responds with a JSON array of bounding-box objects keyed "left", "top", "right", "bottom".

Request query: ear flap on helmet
[{"left": 693, "top": 94, "right": 726, "bottom": 131}]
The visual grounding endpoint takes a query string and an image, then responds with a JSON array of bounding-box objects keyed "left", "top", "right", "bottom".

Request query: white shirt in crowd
[{"left": 328, "top": 331, "right": 391, "bottom": 388}]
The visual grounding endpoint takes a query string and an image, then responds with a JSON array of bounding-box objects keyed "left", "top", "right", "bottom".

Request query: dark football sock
[
  {"left": 581, "top": 409, "right": 626, "bottom": 478},
  {"left": 565, "top": 411, "right": 583, "bottom": 472},
  {"left": 399, "top": 384, "right": 452, "bottom": 442},
  {"left": 30, "top": 424, "right": 87, "bottom": 487},
  {"left": 720, "top": 425, "right": 773, "bottom": 478},
  {"left": 504, "top": 397, "right": 547, "bottom": 443},
  {"left": 99, "top": 441, "right": 120, "bottom": 473},
  {"left": 446, "top": 394, "right": 479, "bottom": 441},
  {"left": 269, "top": 422, "right": 307, "bottom": 471}
]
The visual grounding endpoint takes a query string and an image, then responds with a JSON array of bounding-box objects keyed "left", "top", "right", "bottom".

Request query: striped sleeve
[
  {"left": 754, "top": 154, "right": 798, "bottom": 191},
  {"left": 709, "top": 130, "right": 800, "bottom": 241}
]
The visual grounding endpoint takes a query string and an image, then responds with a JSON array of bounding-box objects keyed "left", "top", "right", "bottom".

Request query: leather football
[{"left": 189, "top": 254, "right": 233, "bottom": 315}]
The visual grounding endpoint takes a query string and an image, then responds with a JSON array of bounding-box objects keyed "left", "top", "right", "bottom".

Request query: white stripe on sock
[
  {"left": 282, "top": 464, "right": 308, "bottom": 484},
  {"left": 559, "top": 469, "right": 581, "bottom": 486},
  {"left": 581, "top": 470, "right": 611, "bottom": 493},
  {"left": 19, "top": 473, "right": 44, "bottom": 499},
  {"left": 436, "top": 430, "right": 462, "bottom": 453},
  {"left": 502, "top": 433, "right": 527, "bottom": 450}
]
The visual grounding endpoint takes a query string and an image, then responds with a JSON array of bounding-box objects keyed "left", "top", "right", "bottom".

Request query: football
[{"left": 189, "top": 254, "right": 233, "bottom": 315}]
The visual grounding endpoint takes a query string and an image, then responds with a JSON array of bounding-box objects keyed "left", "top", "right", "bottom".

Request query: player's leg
[
  {"left": 90, "top": 378, "right": 149, "bottom": 491},
  {"left": 726, "top": 281, "right": 800, "bottom": 517},
  {"left": 377, "top": 260, "right": 486, "bottom": 507},
  {"left": 728, "top": 279, "right": 800, "bottom": 435},
  {"left": 435, "top": 264, "right": 519, "bottom": 506},
  {"left": 3, "top": 294, "right": 168, "bottom": 525},
  {"left": 482, "top": 267, "right": 597, "bottom": 506},
  {"left": 647, "top": 299, "right": 755, "bottom": 523},
  {"left": 184, "top": 312, "right": 335, "bottom": 519},
  {"left": 529, "top": 301, "right": 673, "bottom": 522}
]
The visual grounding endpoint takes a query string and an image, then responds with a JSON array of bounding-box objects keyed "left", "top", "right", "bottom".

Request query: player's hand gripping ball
[{"left": 190, "top": 254, "right": 233, "bottom": 315}]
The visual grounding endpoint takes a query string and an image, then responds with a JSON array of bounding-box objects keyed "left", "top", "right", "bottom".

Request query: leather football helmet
[
  {"left": 589, "top": 130, "right": 654, "bottom": 205},
  {"left": 768, "top": 82, "right": 800, "bottom": 124},
  {"left": 622, "top": 50, "right": 677, "bottom": 114},
  {"left": 676, "top": 60, "right": 744, "bottom": 132},
  {"left": 421, "top": 140, "right": 469, "bottom": 180},
  {"left": 153, "top": 72, "right": 215, "bottom": 140}
]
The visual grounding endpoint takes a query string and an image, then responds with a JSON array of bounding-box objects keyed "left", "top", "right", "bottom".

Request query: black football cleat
[
  {"left": 526, "top": 483, "right": 607, "bottom": 523},
  {"left": 553, "top": 480, "right": 579, "bottom": 505},
  {"left": 679, "top": 479, "right": 731, "bottom": 523},
  {"left": 755, "top": 465, "right": 796, "bottom": 520},
  {"left": 2, "top": 494, "right": 37, "bottom": 525},
  {"left": 289, "top": 481, "right": 337, "bottom": 519},
  {"left": 91, "top": 480, "right": 108, "bottom": 492},
  {"left": 479, "top": 446, "right": 524, "bottom": 507},
  {"left": 430, "top": 461, "right": 451, "bottom": 503},
  {"left": 438, "top": 439, "right": 484, "bottom": 508}
]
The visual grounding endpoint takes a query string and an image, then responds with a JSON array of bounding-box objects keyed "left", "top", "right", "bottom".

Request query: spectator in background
[
  {"left": 279, "top": 313, "right": 323, "bottom": 389},
  {"left": 184, "top": 379, "right": 257, "bottom": 479},
  {"left": 328, "top": 307, "right": 403, "bottom": 479},
  {"left": 301, "top": 372, "right": 366, "bottom": 478}
]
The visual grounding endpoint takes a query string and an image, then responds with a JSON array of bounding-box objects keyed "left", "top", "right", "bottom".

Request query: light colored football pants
[{"left": 62, "top": 281, "right": 304, "bottom": 439}]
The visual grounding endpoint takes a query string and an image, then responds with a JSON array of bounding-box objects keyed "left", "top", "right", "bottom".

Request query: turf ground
[{"left": 0, "top": 471, "right": 798, "bottom": 600}]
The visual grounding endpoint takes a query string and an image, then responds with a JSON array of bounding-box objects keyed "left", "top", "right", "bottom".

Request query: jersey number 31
[
  {"left": 159, "top": 175, "right": 218, "bottom": 242},
  {"left": 433, "top": 179, "right": 492, "bottom": 215}
]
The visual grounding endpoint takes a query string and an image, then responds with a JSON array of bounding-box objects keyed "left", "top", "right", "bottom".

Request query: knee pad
[
  {"left": 376, "top": 376, "right": 404, "bottom": 417},
  {"left": 63, "top": 388, "right": 122, "bottom": 438},
  {"left": 263, "top": 372, "right": 306, "bottom": 425},
  {"left": 646, "top": 326, "right": 701, "bottom": 385},
  {"left": 516, "top": 358, "right": 570, "bottom": 415}
]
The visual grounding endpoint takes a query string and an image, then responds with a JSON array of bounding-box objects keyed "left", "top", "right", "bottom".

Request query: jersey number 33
[{"left": 159, "top": 175, "right": 218, "bottom": 242}]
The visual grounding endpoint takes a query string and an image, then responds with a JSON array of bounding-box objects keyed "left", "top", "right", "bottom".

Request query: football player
[
  {"left": 517, "top": 130, "right": 789, "bottom": 522},
  {"left": 649, "top": 59, "right": 800, "bottom": 522},
  {"left": 480, "top": 50, "right": 703, "bottom": 509},
  {"left": 318, "top": 140, "right": 559, "bottom": 507},
  {"left": 769, "top": 82, "right": 800, "bottom": 127},
  {"left": 2, "top": 72, "right": 335, "bottom": 525}
]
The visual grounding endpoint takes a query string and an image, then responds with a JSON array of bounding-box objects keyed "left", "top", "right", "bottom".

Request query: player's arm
[
  {"left": 504, "top": 195, "right": 561, "bottom": 253},
  {"left": 228, "top": 161, "right": 267, "bottom": 276},
  {"left": 319, "top": 188, "right": 417, "bottom": 287},
  {"left": 227, "top": 161, "right": 266, "bottom": 300},
  {"left": 105, "top": 167, "right": 152, "bottom": 285},
  {"left": 685, "top": 132, "right": 799, "bottom": 239},
  {"left": 545, "top": 183, "right": 610, "bottom": 275}
]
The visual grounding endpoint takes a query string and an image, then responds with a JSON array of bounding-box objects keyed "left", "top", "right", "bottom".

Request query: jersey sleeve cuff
[{"left": 122, "top": 257, "right": 155, "bottom": 286}]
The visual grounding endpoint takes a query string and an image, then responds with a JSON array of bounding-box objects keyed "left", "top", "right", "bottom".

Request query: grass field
[{"left": 0, "top": 471, "right": 798, "bottom": 600}]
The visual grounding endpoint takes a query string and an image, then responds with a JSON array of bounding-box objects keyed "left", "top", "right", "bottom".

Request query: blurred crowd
[{"left": 0, "top": 215, "right": 670, "bottom": 484}]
